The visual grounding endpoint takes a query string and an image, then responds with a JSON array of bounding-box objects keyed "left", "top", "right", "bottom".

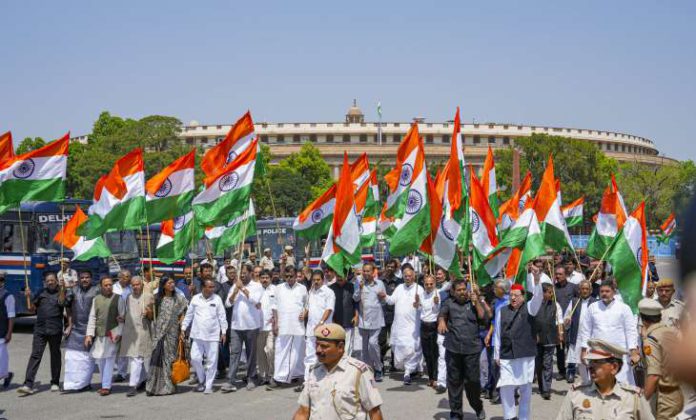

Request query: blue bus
[{"left": 2, "top": 200, "right": 139, "bottom": 315}]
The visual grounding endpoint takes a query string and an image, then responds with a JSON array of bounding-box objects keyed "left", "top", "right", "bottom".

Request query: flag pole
[
  {"left": 60, "top": 203, "right": 65, "bottom": 264},
  {"left": 138, "top": 226, "right": 146, "bottom": 277},
  {"left": 17, "top": 208, "right": 31, "bottom": 308},
  {"left": 588, "top": 245, "right": 612, "bottom": 283},
  {"left": 236, "top": 208, "right": 250, "bottom": 280},
  {"left": 142, "top": 206, "right": 155, "bottom": 276}
]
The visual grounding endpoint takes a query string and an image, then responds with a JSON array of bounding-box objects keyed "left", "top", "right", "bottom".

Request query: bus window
[
  {"left": 105, "top": 231, "right": 138, "bottom": 256},
  {"left": 1, "top": 223, "right": 28, "bottom": 253},
  {"left": 34, "top": 223, "right": 63, "bottom": 253}
]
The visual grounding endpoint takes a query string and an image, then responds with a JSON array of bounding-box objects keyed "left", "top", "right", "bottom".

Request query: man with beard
[
  {"left": 383, "top": 265, "right": 424, "bottom": 385},
  {"left": 18, "top": 272, "right": 66, "bottom": 395},
  {"left": 62, "top": 270, "right": 98, "bottom": 393},
  {"left": 85, "top": 276, "right": 125, "bottom": 396},
  {"left": 119, "top": 277, "right": 154, "bottom": 397},
  {"left": 578, "top": 279, "right": 639, "bottom": 385},
  {"left": 354, "top": 262, "right": 386, "bottom": 380},
  {"left": 563, "top": 280, "right": 597, "bottom": 385},
  {"left": 293, "top": 323, "right": 384, "bottom": 420}
]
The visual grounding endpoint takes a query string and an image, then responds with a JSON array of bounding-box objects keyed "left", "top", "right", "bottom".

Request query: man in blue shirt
[{"left": 484, "top": 279, "right": 510, "bottom": 404}]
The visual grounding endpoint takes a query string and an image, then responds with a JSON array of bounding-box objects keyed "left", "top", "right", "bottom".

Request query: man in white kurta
[
  {"left": 273, "top": 271, "right": 308, "bottom": 385},
  {"left": 302, "top": 270, "right": 335, "bottom": 384},
  {"left": 257, "top": 270, "right": 276, "bottom": 386},
  {"left": 85, "top": 277, "right": 125, "bottom": 395},
  {"left": 119, "top": 277, "right": 154, "bottom": 396},
  {"left": 182, "top": 278, "right": 228, "bottom": 393},
  {"left": 384, "top": 266, "right": 424, "bottom": 384},
  {"left": 577, "top": 279, "right": 639, "bottom": 385}
]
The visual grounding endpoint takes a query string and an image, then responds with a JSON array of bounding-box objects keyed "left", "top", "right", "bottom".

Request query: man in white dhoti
[
  {"left": 383, "top": 265, "right": 424, "bottom": 385},
  {"left": 85, "top": 276, "right": 125, "bottom": 396},
  {"left": 563, "top": 279, "right": 597, "bottom": 385},
  {"left": 577, "top": 278, "right": 639, "bottom": 385},
  {"left": 182, "top": 278, "right": 227, "bottom": 394},
  {"left": 119, "top": 277, "right": 154, "bottom": 397},
  {"left": 354, "top": 262, "right": 387, "bottom": 381},
  {"left": 0, "top": 272, "right": 16, "bottom": 389},
  {"left": 112, "top": 269, "right": 132, "bottom": 383},
  {"left": 272, "top": 266, "right": 307, "bottom": 387},
  {"left": 62, "top": 270, "right": 98, "bottom": 393},
  {"left": 493, "top": 282, "right": 544, "bottom": 420},
  {"left": 301, "top": 270, "right": 334, "bottom": 390}
]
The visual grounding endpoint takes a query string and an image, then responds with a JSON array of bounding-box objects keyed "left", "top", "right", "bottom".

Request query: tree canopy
[{"left": 16, "top": 136, "right": 46, "bottom": 154}]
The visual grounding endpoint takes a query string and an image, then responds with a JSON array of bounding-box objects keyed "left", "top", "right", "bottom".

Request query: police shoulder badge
[
  {"left": 582, "top": 399, "right": 591, "bottom": 408},
  {"left": 643, "top": 345, "right": 652, "bottom": 356}
]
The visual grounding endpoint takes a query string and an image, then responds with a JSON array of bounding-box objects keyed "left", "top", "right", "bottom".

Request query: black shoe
[
  {"left": 136, "top": 382, "right": 146, "bottom": 391},
  {"left": 3, "top": 372, "right": 12, "bottom": 389},
  {"left": 112, "top": 374, "right": 126, "bottom": 383},
  {"left": 541, "top": 392, "right": 551, "bottom": 400},
  {"left": 374, "top": 371, "right": 383, "bottom": 382},
  {"left": 215, "top": 370, "right": 226, "bottom": 380},
  {"left": 126, "top": 387, "right": 137, "bottom": 397},
  {"left": 435, "top": 384, "right": 446, "bottom": 394},
  {"left": 294, "top": 384, "right": 304, "bottom": 392},
  {"left": 476, "top": 408, "right": 486, "bottom": 420},
  {"left": 566, "top": 375, "right": 575, "bottom": 384},
  {"left": 490, "top": 393, "right": 500, "bottom": 404}
]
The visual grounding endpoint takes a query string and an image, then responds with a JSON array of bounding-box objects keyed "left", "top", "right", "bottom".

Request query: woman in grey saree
[{"left": 146, "top": 277, "right": 188, "bottom": 396}]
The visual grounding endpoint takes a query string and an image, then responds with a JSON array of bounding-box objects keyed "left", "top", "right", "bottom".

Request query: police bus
[{"left": 2, "top": 200, "right": 139, "bottom": 315}]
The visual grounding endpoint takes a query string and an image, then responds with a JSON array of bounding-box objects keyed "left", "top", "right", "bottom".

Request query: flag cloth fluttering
[
  {"left": 78, "top": 148, "right": 146, "bottom": 239},
  {"left": 205, "top": 200, "right": 257, "bottom": 256},
  {"left": 193, "top": 138, "right": 258, "bottom": 226},
  {"left": 534, "top": 155, "right": 574, "bottom": 252},
  {"left": 156, "top": 211, "right": 202, "bottom": 264},
  {"left": 145, "top": 151, "right": 195, "bottom": 223},
  {"left": 0, "top": 133, "right": 69, "bottom": 214},
  {"left": 481, "top": 146, "right": 499, "bottom": 218},
  {"left": 0, "top": 131, "right": 15, "bottom": 165},
  {"left": 587, "top": 175, "right": 628, "bottom": 259},
  {"left": 561, "top": 196, "right": 584, "bottom": 228},
  {"left": 201, "top": 111, "right": 262, "bottom": 180},
  {"left": 498, "top": 200, "right": 545, "bottom": 286},
  {"left": 468, "top": 166, "right": 501, "bottom": 285},
  {"left": 54, "top": 206, "right": 111, "bottom": 261},
  {"left": 604, "top": 202, "right": 648, "bottom": 313},
  {"left": 657, "top": 213, "right": 676, "bottom": 244},
  {"left": 293, "top": 184, "right": 336, "bottom": 240},
  {"left": 498, "top": 171, "right": 532, "bottom": 238}
]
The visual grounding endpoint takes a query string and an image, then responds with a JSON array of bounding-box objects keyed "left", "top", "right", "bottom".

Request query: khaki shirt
[
  {"left": 644, "top": 322, "right": 684, "bottom": 418},
  {"left": 260, "top": 256, "right": 274, "bottom": 271},
  {"left": 285, "top": 254, "right": 296, "bottom": 268},
  {"left": 298, "top": 356, "right": 383, "bottom": 419},
  {"left": 556, "top": 382, "right": 654, "bottom": 420},
  {"left": 661, "top": 299, "right": 684, "bottom": 328}
]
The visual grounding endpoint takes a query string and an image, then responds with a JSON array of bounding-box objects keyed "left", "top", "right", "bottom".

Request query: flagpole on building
[{"left": 377, "top": 101, "right": 382, "bottom": 146}]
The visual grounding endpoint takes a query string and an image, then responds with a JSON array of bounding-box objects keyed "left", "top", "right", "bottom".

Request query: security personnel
[
  {"left": 655, "top": 278, "right": 684, "bottom": 328},
  {"left": 556, "top": 338, "right": 654, "bottom": 420},
  {"left": 293, "top": 323, "right": 384, "bottom": 420},
  {"left": 639, "top": 298, "right": 684, "bottom": 419}
]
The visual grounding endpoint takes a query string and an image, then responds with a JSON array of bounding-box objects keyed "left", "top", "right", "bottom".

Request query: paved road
[{"left": 0, "top": 259, "right": 678, "bottom": 420}]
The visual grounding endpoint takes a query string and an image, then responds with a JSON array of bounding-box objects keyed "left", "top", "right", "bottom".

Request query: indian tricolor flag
[
  {"left": 201, "top": 111, "right": 259, "bottom": 179},
  {"left": 193, "top": 138, "right": 257, "bottom": 226},
  {"left": 205, "top": 200, "right": 256, "bottom": 255},
  {"left": 0, "top": 133, "right": 69, "bottom": 214},
  {"left": 469, "top": 167, "right": 501, "bottom": 285},
  {"left": 351, "top": 153, "right": 370, "bottom": 189},
  {"left": 145, "top": 151, "right": 195, "bottom": 223},
  {"left": 534, "top": 155, "right": 574, "bottom": 252},
  {"left": 0, "top": 131, "right": 15, "bottom": 165},
  {"left": 79, "top": 148, "right": 146, "bottom": 239},
  {"left": 497, "top": 200, "right": 545, "bottom": 286},
  {"left": 385, "top": 127, "right": 431, "bottom": 256},
  {"left": 156, "top": 211, "right": 202, "bottom": 264},
  {"left": 587, "top": 176, "right": 628, "bottom": 259},
  {"left": 605, "top": 202, "right": 648, "bottom": 313},
  {"left": 657, "top": 213, "right": 676, "bottom": 244},
  {"left": 355, "top": 169, "right": 379, "bottom": 247},
  {"left": 481, "top": 146, "right": 499, "bottom": 218},
  {"left": 323, "top": 155, "right": 361, "bottom": 276},
  {"left": 561, "top": 196, "right": 584, "bottom": 228},
  {"left": 498, "top": 171, "right": 532, "bottom": 237},
  {"left": 293, "top": 184, "right": 336, "bottom": 239},
  {"left": 54, "top": 206, "right": 111, "bottom": 261}
]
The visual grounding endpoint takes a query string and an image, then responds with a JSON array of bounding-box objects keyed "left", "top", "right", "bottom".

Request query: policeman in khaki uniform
[
  {"left": 294, "top": 323, "right": 384, "bottom": 420},
  {"left": 639, "top": 298, "right": 684, "bottom": 419},
  {"left": 654, "top": 279, "right": 684, "bottom": 328},
  {"left": 556, "top": 338, "right": 654, "bottom": 420}
]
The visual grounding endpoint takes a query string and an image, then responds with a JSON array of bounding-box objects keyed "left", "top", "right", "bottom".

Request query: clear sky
[{"left": 1, "top": 1, "right": 695, "bottom": 160}]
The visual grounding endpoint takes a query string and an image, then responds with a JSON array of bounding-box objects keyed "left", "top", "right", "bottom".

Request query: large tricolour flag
[
  {"left": 201, "top": 111, "right": 257, "bottom": 180},
  {"left": 469, "top": 166, "right": 501, "bottom": 285},
  {"left": 193, "top": 138, "right": 257, "bottom": 226},
  {"left": 534, "top": 155, "right": 574, "bottom": 252},
  {"left": 561, "top": 196, "right": 584, "bottom": 228},
  {"left": 605, "top": 202, "right": 648, "bottom": 313},
  {"left": 498, "top": 171, "right": 531, "bottom": 237},
  {"left": 481, "top": 146, "right": 499, "bottom": 218},
  {"left": 156, "top": 211, "right": 202, "bottom": 264},
  {"left": 79, "top": 148, "right": 146, "bottom": 239},
  {"left": 384, "top": 125, "right": 431, "bottom": 256},
  {"left": 145, "top": 151, "right": 195, "bottom": 223},
  {"left": 293, "top": 184, "right": 336, "bottom": 240},
  {"left": 54, "top": 206, "right": 111, "bottom": 261},
  {"left": 587, "top": 176, "right": 627, "bottom": 259},
  {"left": 205, "top": 200, "right": 257, "bottom": 255},
  {"left": 0, "top": 131, "right": 15, "bottom": 165},
  {"left": 497, "top": 200, "right": 545, "bottom": 286},
  {"left": 0, "top": 133, "right": 69, "bottom": 214}
]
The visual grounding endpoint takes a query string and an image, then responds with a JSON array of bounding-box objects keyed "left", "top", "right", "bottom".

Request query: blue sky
[{"left": 1, "top": 1, "right": 694, "bottom": 160}]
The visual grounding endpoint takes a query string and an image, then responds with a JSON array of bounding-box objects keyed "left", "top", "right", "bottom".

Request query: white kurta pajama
[
  {"left": 386, "top": 283, "right": 424, "bottom": 375},
  {"left": 86, "top": 296, "right": 125, "bottom": 390},
  {"left": 303, "top": 285, "right": 335, "bottom": 380},
  {"left": 119, "top": 292, "right": 154, "bottom": 388},
  {"left": 63, "top": 285, "right": 98, "bottom": 391},
  {"left": 273, "top": 282, "right": 307, "bottom": 384}
]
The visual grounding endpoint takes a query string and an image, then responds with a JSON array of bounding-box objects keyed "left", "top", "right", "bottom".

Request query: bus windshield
[
  {"left": 34, "top": 223, "right": 64, "bottom": 253},
  {"left": 105, "top": 231, "right": 139, "bottom": 256}
]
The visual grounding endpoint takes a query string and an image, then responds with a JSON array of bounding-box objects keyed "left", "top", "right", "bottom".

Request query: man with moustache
[{"left": 62, "top": 270, "right": 98, "bottom": 393}]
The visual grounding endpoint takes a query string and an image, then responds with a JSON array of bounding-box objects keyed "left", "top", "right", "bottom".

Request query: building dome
[{"left": 345, "top": 99, "right": 364, "bottom": 123}]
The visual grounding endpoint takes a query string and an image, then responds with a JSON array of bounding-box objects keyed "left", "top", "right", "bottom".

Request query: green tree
[
  {"left": 495, "top": 134, "right": 618, "bottom": 231},
  {"left": 278, "top": 143, "right": 333, "bottom": 199},
  {"left": 264, "top": 166, "right": 312, "bottom": 217},
  {"left": 16, "top": 137, "right": 46, "bottom": 154}
]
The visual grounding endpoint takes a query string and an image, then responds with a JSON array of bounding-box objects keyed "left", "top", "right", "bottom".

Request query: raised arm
[{"left": 527, "top": 281, "right": 544, "bottom": 316}]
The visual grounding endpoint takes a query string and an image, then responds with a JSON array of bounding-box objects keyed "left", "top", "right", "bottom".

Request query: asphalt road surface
[{"left": 0, "top": 258, "right": 678, "bottom": 420}]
